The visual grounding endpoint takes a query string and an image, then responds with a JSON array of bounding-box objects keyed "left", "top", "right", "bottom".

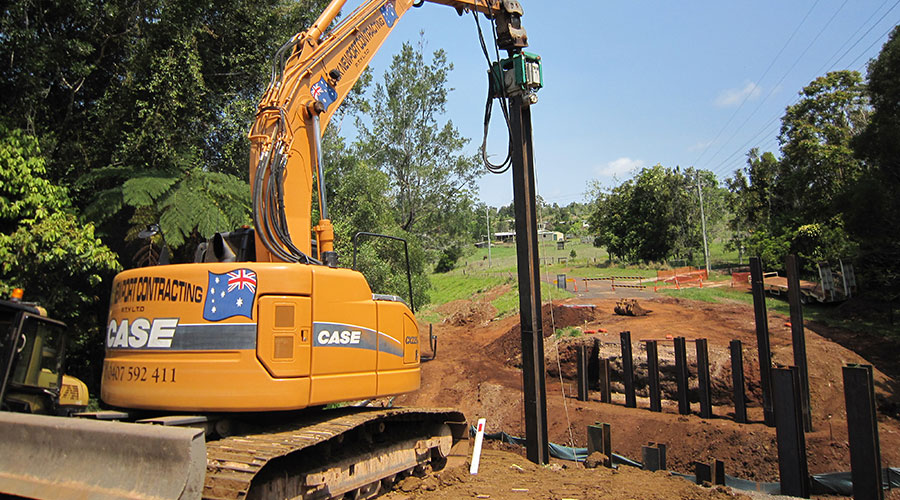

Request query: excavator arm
[{"left": 250, "top": 0, "right": 528, "bottom": 266}]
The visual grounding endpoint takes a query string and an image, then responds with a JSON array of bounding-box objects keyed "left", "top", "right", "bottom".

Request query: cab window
[{"left": 10, "top": 317, "right": 64, "bottom": 390}]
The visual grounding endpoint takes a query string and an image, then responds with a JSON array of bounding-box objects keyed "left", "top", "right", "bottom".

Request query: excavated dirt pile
[{"left": 484, "top": 303, "right": 601, "bottom": 363}]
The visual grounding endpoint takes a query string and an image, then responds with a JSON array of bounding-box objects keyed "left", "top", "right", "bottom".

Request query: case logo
[
  {"left": 317, "top": 330, "right": 362, "bottom": 345},
  {"left": 107, "top": 318, "right": 178, "bottom": 349}
]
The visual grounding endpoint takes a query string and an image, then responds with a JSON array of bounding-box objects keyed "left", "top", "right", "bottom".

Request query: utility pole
[
  {"left": 486, "top": 206, "right": 492, "bottom": 268},
  {"left": 696, "top": 172, "right": 710, "bottom": 275}
]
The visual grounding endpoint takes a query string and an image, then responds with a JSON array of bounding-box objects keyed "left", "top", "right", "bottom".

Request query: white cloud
[
  {"left": 688, "top": 140, "right": 714, "bottom": 152},
  {"left": 715, "top": 82, "right": 762, "bottom": 108},
  {"left": 596, "top": 157, "right": 644, "bottom": 177}
]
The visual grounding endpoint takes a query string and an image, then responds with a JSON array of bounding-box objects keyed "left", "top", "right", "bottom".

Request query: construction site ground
[{"left": 388, "top": 284, "right": 900, "bottom": 499}]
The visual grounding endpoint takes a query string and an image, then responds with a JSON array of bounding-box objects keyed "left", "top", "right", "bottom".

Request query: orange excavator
[{"left": 0, "top": 1, "right": 541, "bottom": 499}]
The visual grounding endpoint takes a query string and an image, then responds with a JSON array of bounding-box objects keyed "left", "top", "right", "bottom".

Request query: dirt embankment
[{"left": 395, "top": 292, "right": 900, "bottom": 498}]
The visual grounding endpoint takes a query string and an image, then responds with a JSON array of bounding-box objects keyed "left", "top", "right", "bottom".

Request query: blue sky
[{"left": 338, "top": 1, "right": 899, "bottom": 208}]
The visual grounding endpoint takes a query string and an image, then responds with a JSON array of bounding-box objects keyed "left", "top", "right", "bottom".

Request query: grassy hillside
[{"left": 421, "top": 238, "right": 897, "bottom": 340}]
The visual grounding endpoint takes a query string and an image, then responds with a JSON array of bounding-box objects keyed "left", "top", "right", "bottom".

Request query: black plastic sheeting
[
  {"left": 472, "top": 428, "right": 640, "bottom": 467},
  {"left": 672, "top": 468, "right": 900, "bottom": 496},
  {"left": 473, "top": 427, "right": 900, "bottom": 495}
]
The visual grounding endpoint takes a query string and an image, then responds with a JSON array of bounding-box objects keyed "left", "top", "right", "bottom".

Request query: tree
[
  {"left": 355, "top": 39, "right": 482, "bottom": 250},
  {"left": 726, "top": 148, "right": 781, "bottom": 263},
  {"left": 0, "top": 123, "right": 120, "bottom": 389},
  {"left": 323, "top": 131, "right": 431, "bottom": 308},
  {"left": 848, "top": 25, "right": 900, "bottom": 300},
  {"left": 589, "top": 181, "right": 632, "bottom": 261},
  {"left": 770, "top": 70, "right": 869, "bottom": 266},
  {"left": 589, "top": 165, "right": 725, "bottom": 264},
  {"left": 777, "top": 71, "right": 869, "bottom": 221}
]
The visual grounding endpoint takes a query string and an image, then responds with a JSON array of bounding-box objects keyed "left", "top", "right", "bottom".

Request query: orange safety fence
[
  {"left": 657, "top": 266, "right": 708, "bottom": 281},
  {"left": 654, "top": 267, "right": 707, "bottom": 291}
]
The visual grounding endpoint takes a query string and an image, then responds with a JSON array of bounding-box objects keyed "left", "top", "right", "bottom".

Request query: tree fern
[{"left": 122, "top": 173, "right": 179, "bottom": 206}]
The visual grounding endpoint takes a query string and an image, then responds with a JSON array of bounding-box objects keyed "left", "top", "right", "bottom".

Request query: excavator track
[{"left": 204, "top": 407, "right": 468, "bottom": 500}]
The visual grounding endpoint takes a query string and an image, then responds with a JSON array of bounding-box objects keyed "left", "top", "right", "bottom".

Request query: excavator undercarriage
[
  {"left": 0, "top": 407, "right": 467, "bottom": 500},
  {"left": 206, "top": 407, "right": 467, "bottom": 500}
]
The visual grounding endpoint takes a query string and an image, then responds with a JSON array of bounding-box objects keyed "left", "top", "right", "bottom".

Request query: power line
[
  {"left": 703, "top": 0, "right": 849, "bottom": 176},
  {"left": 826, "top": 0, "right": 900, "bottom": 70},
  {"left": 847, "top": 20, "right": 899, "bottom": 69},
  {"left": 814, "top": 0, "right": 895, "bottom": 73},
  {"left": 709, "top": 2, "right": 897, "bottom": 180},
  {"left": 710, "top": 117, "right": 783, "bottom": 178},
  {"left": 689, "top": 0, "right": 822, "bottom": 170}
]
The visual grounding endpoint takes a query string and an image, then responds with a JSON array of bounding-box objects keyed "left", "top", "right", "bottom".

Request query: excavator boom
[{"left": 250, "top": 0, "right": 527, "bottom": 264}]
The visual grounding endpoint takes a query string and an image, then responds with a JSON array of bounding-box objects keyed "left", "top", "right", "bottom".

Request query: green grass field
[
  {"left": 421, "top": 238, "right": 897, "bottom": 340},
  {"left": 422, "top": 238, "right": 721, "bottom": 321},
  {"left": 420, "top": 250, "right": 575, "bottom": 323}
]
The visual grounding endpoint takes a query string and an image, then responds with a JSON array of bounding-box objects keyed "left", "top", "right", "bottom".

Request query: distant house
[
  {"left": 493, "top": 230, "right": 564, "bottom": 242},
  {"left": 539, "top": 230, "right": 564, "bottom": 242},
  {"left": 493, "top": 231, "right": 516, "bottom": 243}
]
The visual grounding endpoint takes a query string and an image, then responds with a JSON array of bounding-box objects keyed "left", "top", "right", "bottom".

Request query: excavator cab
[{"left": 0, "top": 298, "right": 70, "bottom": 415}]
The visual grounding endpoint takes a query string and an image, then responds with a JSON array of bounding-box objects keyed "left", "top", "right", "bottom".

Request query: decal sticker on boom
[
  {"left": 380, "top": 0, "right": 398, "bottom": 28},
  {"left": 203, "top": 269, "right": 257, "bottom": 321},
  {"left": 310, "top": 77, "right": 338, "bottom": 111}
]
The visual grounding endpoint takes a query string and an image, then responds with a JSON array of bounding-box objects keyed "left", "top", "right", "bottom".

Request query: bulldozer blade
[{"left": 0, "top": 411, "right": 205, "bottom": 499}]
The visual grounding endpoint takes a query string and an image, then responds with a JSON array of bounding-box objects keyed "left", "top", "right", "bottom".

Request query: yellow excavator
[
  {"left": 0, "top": 1, "right": 541, "bottom": 499},
  {"left": 0, "top": 291, "right": 90, "bottom": 416}
]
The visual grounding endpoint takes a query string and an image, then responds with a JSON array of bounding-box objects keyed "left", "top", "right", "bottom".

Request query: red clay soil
[
  {"left": 394, "top": 293, "right": 900, "bottom": 499},
  {"left": 383, "top": 449, "right": 753, "bottom": 500}
]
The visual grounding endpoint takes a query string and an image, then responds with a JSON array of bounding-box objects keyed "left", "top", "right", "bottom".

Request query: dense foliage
[
  {"left": 725, "top": 70, "right": 874, "bottom": 271},
  {"left": 0, "top": 123, "right": 121, "bottom": 387},
  {"left": 847, "top": 26, "right": 900, "bottom": 296},
  {"left": 723, "top": 32, "right": 900, "bottom": 296},
  {"left": 0, "top": 0, "right": 329, "bottom": 389}
]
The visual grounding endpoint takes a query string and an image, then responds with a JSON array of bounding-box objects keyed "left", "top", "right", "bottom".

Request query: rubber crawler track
[{"left": 203, "top": 407, "right": 466, "bottom": 500}]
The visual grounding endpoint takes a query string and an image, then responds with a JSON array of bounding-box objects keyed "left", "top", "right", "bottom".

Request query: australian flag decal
[
  {"left": 310, "top": 77, "right": 338, "bottom": 111},
  {"left": 203, "top": 269, "right": 257, "bottom": 321},
  {"left": 380, "top": 1, "right": 398, "bottom": 28}
]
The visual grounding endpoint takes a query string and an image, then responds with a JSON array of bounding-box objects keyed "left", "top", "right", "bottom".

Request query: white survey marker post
[{"left": 470, "top": 418, "right": 487, "bottom": 474}]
